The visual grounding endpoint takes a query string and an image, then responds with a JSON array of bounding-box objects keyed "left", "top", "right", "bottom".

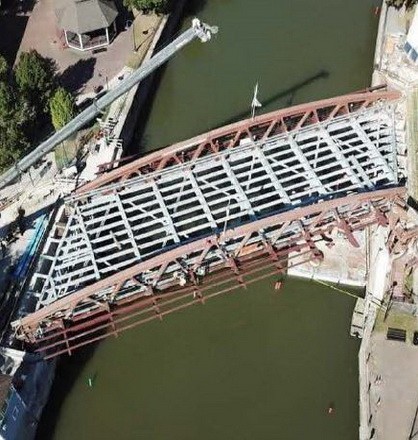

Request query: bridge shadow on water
[
  {"left": 35, "top": 343, "right": 100, "bottom": 440},
  {"left": 128, "top": 69, "right": 329, "bottom": 156},
  {"left": 216, "top": 69, "right": 330, "bottom": 129}
]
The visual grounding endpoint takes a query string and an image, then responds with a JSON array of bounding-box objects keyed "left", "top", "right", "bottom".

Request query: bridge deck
[{"left": 13, "top": 90, "right": 402, "bottom": 348}]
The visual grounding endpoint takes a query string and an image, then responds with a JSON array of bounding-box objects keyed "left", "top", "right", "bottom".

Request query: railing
[
  {"left": 83, "top": 35, "right": 108, "bottom": 50},
  {"left": 67, "top": 34, "right": 108, "bottom": 51}
]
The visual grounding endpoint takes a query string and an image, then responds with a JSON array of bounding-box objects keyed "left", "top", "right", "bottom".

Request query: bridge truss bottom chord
[{"left": 21, "top": 187, "right": 405, "bottom": 359}]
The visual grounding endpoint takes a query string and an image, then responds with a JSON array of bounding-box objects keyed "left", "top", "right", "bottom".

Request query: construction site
[{"left": 1, "top": 2, "right": 418, "bottom": 439}]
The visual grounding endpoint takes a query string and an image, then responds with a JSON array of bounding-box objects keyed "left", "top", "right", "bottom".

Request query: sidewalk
[
  {"left": 16, "top": 0, "right": 153, "bottom": 94},
  {"left": 358, "top": 3, "right": 418, "bottom": 439}
]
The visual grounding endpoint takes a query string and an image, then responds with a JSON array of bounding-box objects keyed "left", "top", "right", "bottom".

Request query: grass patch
[
  {"left": 54, "top": 126, "right": 100, "bottom": 170},
  {"left": 54, "top": 139, "right": 78, "bottom": 170},
  {"left": 405, "top": 269, "right": 413, "bottom": 295},
  {"left": 126, "top": 13, "right": 163, "bottom": 69},
  {"left": 374, "top": 307, "right": 418, "bottom": 341},
  {"left": 407, "top": 88, "right": 418, "bottom": 200}
]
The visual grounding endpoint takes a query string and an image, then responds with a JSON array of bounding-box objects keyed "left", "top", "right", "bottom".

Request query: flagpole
[{"left": 251, "top": 82, "right": 262, "bottom": 120}]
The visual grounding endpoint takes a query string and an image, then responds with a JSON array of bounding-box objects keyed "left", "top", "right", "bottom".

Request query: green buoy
[{"left": 87, "top": 372, "right": 97, "bottom": 388}]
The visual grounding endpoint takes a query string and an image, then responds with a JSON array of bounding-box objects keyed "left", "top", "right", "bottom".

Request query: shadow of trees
[
  {"left": 0, "top": 0, "right": 38, "bottom": 65},
  {"left": 134, "top": 0, "right": 207, "bottom": 15},
  {"left": 0, "top": 14, "right": 28, "bottom": 65},
  {"left": 58, "top": 58, "right": 97, "bottom": 94},
  {"left": 114, "top": 0, "right": 134, "bottom": 28},
  {"left": 1, "top": 0, "right": 36, "bottom": 15},
  {"left": 182, "top": 0, "right": 207, "bottom": 16}
]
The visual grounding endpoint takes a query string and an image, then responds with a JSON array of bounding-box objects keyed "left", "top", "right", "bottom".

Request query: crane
[{"left": 0, "top": 18, "right": 218, "bottom": 191}]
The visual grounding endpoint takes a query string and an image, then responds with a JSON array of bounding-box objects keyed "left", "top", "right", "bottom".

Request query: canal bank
[
  {"left": 359, "top": 3, "right": 418, "bottom": 439},
  {"left": 36, "top": 0, "right": 380, "bottom": 439}
]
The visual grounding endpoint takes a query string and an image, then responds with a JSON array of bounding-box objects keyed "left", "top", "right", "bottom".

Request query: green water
[
  {"left": 39, "top": 279, "right": 360, "bottom": 440},
  {"left": 141, "top": 0, "right": 378, "bottom": 150},
  {"left": 37, "top": 0, "right": 379, "bottom": 438}
]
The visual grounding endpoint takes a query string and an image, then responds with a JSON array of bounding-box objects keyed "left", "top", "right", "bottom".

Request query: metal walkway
[{"left": 11, "top": 89, "right": 405, "bottom": 356}]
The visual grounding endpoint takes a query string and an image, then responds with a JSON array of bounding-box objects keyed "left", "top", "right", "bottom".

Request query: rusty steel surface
[{"left": 10, "top": 89, "right": 404, "bottom": 355}]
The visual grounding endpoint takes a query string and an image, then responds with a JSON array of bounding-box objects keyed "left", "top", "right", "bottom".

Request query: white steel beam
[
  {"left": 113, "top": 193, "right": 142, "bottom": 259},
  {"left": 287, "top": 135, "right": 327, "bottom": 194},
  {"left": 150, "top": 179, "right": 180, "bottom": 243}
]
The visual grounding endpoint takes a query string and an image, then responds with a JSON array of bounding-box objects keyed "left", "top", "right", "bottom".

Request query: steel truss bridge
[{"left": 11, "top": 89, "right": 413, "bottom": 358}]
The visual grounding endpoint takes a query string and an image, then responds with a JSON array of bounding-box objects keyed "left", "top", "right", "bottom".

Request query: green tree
[
  {"left": 0, "top": 81, "right": 35, "bottom": 170},
  {"left": 49, "top": 87, "right": 76, "bottom": 130},
  {"left": 0, "top": 82, "right": 14, "bottom": 125},
  {"left": 386, "top": 0, "right": 418, "bottom": 9},
  {"left": 0, "top": 55, "right": 8, "bottom": 81},
  {"left": 0, "top": 125, "right": 29, "bottom": 169},
  {"left": 123, "top": 0, "right": 168, "bottom": 13},
  {"left": 14, "top": 50, "right": 57, "bottom": 113}
]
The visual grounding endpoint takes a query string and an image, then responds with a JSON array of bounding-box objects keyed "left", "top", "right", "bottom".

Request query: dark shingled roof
[{"left": 55, "top": 0, "right": 118, "bottom": 34}]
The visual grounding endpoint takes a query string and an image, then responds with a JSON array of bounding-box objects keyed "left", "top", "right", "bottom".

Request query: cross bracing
[
  {"left": 12, "top": 90, "right": 403, "bottom": 349},
  {"left": 32, "top": 95, "right": 397, "bottom": 309},
  {"left": 21, "top": 186, "right": 405, "bottom": 357}
]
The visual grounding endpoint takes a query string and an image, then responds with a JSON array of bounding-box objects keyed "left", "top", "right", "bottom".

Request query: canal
[{"left": 37, "top": 0, "right": 379, "bottom": 439}]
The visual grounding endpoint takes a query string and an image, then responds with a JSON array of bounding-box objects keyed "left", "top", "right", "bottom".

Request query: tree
[
  {"left": 0, "top": 82, "right": 14, "bottom": 125},
  {"left": 123, "top": 0, "right": 169, "bottom": 13},
  {"left": 14, "top": 50, "right": 57, "bottom": 113},
  {"left": 0, "top": 80, "right": 35, "bottom": 170},
  {"left": 386, "top": 0, "right": 418, "bottom": 9},
  {"left": 0, "top": 121, "right": 29, "bottom": 172},
  {"left": 49, "top": 87, "right": 76, "bottom": 130},
  {"left": 0, "top": 55, "right": 8, "bottom": 82},
  {"left": 0, "top": 81, "right": 34, "bottom": 128}
]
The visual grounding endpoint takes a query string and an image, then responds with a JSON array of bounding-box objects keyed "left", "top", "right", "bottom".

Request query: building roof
[
  {"left": 406, "top": 8, "right": 418, "bottom": 64},
  {"left": 55, "top": 0, "right": 118, "bottom": 34},
  {"left": 0, "top": 374, "right": 12, "bottom": 408}
]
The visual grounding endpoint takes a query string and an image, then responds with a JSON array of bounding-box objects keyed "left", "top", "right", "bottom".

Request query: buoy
[
  {"left": 274, "top": 281, "right": 282, "bottom": 291},
  {"left": 87, "top": 373, "right": 97, "bottom": 388}
]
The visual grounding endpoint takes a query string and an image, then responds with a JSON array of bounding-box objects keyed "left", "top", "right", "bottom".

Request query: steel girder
[
  {"left": 77, "top": 90, "right": 400, "bottom": 194},
  {"left": 12, "top": 186, "right": 406, "bottom": 358},
  {"left": 10, "top": 89, "right": 403, "bottom": 357},
  {"left": 30, "top": 90, "right": 399, "bottom": 308}
]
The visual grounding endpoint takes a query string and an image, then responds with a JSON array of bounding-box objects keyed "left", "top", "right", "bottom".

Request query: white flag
[
  {"left": 251, "top": 82, "right": 262, "bottom": 119},
  {"left": 252, "top": 82, "right": 262, "bottom": 108}
]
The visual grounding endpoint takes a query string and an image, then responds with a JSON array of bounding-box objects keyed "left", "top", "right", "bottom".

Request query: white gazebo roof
[{"left": 55, "top": 0, "right": 118, "bottom": 34}]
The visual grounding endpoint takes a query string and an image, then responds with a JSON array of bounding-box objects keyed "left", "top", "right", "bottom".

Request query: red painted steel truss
[
  {"left": 77, "top": 89, "right": 400, "bottom": 194},
  {"left": 13, "top": 186, "right": 406, "bottom": 359}
]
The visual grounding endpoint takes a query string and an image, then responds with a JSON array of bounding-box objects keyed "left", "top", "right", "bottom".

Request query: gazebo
[{"left": 55, "top": 0, "right": 118, "bottom": 51}]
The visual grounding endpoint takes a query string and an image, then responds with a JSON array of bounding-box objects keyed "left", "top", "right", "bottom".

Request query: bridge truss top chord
[{"left": 12, "top": 89, "right": 403, "bottom": 354}]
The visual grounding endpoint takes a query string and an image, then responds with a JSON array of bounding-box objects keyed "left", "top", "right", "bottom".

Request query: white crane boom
[{"left": 0, "top": 18, "right": 218, "bottom": 191}]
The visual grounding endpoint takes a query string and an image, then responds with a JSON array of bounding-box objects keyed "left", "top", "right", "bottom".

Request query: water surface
[{"left": 37, "top": 0, "right": 379, "bottom": 438}]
